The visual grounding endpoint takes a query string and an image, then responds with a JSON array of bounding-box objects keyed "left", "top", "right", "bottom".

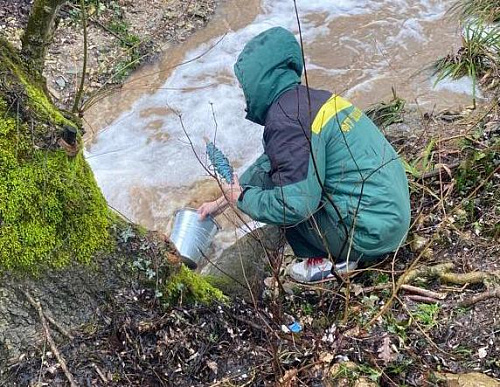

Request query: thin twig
[
  {"left": 401, "top": 284, "right": 447, "bottom": 300},
  {"left": 459, "top": 287, "right": 500, "bottom": 307},
  {"left": 222, "top": 306, "right": 301, "bottom": 345},
  {"left": 43, "top": 313, "right": 74, "bottom": 340},
  {"left": 92, "top": 363, "right": 109, "bottom": 384},
  {"left": 288, "top": 281, "right": 346, "bottom": 300},
  {"left": 359, "top": 283, "right": 391, "bottom": 293},
  {"left": 419, "top": 162, "right": 460, "bottom": 179},
  {"left": 22, "top": 290, "right": 77, "bottom": 387}
]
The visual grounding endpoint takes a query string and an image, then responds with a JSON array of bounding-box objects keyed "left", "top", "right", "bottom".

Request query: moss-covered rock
[
  {"left": 0, "top": 38, "right": 110, "bottom": 272},
  {"left": 165, "top": 264, "right": 228, "bottom": 306}
]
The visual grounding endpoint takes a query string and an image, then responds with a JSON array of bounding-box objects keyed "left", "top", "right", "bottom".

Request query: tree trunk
[
  {"left": 0, "top": 254, "right": 135, "bottom": 371},
  {"left": 21, "top": 0, "right": 66, "bottom": 75},
  {"left": 1, "top": 36, "right": 111, "bottom": 272},
  {"left": 0, "top": 35, "right": 131, "bottom": 374}
]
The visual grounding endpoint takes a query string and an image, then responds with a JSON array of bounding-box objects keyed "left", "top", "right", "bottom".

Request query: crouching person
[{"left": 198, "top": 27, "right": 411, "bottom": 283}]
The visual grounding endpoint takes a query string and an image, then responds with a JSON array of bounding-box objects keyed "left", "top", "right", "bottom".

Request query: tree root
[
  {"left": 360, "top": 284, "right": 446, "bottom": 301},
  {"left": 367, "top": 164, "right": 500, "bottom": 327},
  {"left": 405, "top": 295, "right": 442, "bottom": 304},
  {"left": 402, "top": 263, "right": 455, "bottom": 284},
  {"left": 405, "top": 264, "right": 500, "bottom": 307},
  {"left": 403, "top": 263, "right": 500, "bottom": 286},
  {"left": 366, "top": 263, "right": 500, "bottom": 310},
  {"left": 440, "top": 271, "right": 500, "bottom": 285},
  {"left": 400, "top": 284, "right": 446, "bottom": 300},
  {"left": 21, "top": 289, "right": 77, "bottom": 387},
  {"left": 459, "top": 287, "right": 500, "bottom": 307}
]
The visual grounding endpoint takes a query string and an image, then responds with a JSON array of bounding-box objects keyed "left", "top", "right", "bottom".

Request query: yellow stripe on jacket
[{"left": 311, "top": 95, "right": 352, "bottom": 134}]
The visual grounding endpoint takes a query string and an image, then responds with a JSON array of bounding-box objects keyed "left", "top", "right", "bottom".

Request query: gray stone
[
  {"left": 55, "top": 76, "right": 66, "bottom": 89},
  {"left": 201, "top": 226, "right": 284, "bottom": 299}
]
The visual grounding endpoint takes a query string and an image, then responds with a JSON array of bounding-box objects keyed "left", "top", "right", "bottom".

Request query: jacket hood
[{"left": 234, "top": 27, "right": 303, "bottom": 125}]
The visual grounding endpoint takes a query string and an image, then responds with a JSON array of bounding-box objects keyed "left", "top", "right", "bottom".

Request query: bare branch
[{"left": 21, "top": 289, "right": 77, "bottom": 387}]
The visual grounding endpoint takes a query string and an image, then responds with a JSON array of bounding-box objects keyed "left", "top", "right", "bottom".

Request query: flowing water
[{"left": 84, "top": 0, "right": 476, "bottom": 254}]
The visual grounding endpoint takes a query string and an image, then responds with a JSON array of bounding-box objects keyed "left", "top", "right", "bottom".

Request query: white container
[{"left": 169, "top": 208, "right": 220, "bottom": 268}]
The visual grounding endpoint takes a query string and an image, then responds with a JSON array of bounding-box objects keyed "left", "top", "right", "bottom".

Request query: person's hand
[
  {"left": 197, "top": 175, "right": 242, "bottom": 220},
  {"left": 222, "top": 174, "right": 243, "bottom": 205},
  {"left": 197, "top": 200, "right": 222, "bottom": 220}
]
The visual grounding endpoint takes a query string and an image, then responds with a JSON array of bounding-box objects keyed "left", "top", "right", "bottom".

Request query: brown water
[{"left": 85, "top": 0, "right": 474, "bottom": 253}]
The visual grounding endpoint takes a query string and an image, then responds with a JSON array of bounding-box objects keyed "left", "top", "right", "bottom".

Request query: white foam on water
[
  {"left": 431, "top": 75, "right": 482, "bottom": 97},
  {"left": 87, "top": 0, "right": 460, "bottom": 236},
  {"left": 344, "top": 70, "right": 387, "bottom": 98}
]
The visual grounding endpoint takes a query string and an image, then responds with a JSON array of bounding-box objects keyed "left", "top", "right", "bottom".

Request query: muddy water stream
[{"left": 85, "top": 0, "right": 474, "bottom": 255}]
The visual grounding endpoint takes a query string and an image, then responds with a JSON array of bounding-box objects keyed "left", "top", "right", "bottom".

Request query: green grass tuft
[
  {"left": 433, "top": 21, "right": 500, "bottom": 103},
  {"left": 365, "top": 88, "right": 405, "bottom": 128},
  {"left": 451, "top": 0, "right": 500, "bottom": 23},
  {"left": 413, "top": 303, "right": 440, "bottom": 330}
]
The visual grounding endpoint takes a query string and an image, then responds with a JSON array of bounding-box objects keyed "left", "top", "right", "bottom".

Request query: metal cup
[{"left": 169, "top": 208, "right": 220, "bottom": 268}]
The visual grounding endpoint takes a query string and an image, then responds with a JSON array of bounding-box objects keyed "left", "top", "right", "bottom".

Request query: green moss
[
  {"left": 5, "top": 56, "right": 74, "bottom": 129},
  {"left": 23, "top": 78, "right": 76, "bottom": 128},
  {"left": 0, "top": 41, "right": 111, "bottom": 273},
  {"left": 202, "top": 274, "right": 234, "bottom": 291},
  {"left": 164, "top": 265, "right": 228, "bottom": 306},
  {"left": 0, "top": 113, "right": 111, "bottom": 271},
  {"left": 1, "top": 39, "right": 75, "bottom": 130}
]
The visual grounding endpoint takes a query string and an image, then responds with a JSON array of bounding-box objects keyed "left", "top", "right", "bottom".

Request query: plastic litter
[{"left": 288, "top": 321, "right": 302, "bottom": 333}]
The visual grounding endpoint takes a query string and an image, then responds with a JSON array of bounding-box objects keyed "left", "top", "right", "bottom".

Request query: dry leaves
[
  {"left": 319, "top": 352, "right": 335, "bottom": 364},
  {"left": 377, "top": 337, "right": 397, "bottom": 363},
  {"left": 277, "top": 368, "right": 298, "bottom": 387},
  {"left": 206, "top": 360, "right": 218, "bottom": 374}
]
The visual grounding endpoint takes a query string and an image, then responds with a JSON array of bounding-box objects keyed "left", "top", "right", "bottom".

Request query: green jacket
[{"left": 234, "top": 27, "right": 410, "bottom": 256}]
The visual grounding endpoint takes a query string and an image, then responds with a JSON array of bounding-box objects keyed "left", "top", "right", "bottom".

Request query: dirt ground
[{"left": 0, "top": 0, "right": 216, "bottom": 110}]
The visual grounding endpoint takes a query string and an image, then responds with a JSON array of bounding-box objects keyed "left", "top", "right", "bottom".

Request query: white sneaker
[
  {"left": 288, "top": 258, "right": 359, "bottom": 283},
  {"left": 334, "top": 259, "right": 359, "bottom": 274},
  {"left": 289, "top": 258, "right": 332, "bottom": 282}
]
